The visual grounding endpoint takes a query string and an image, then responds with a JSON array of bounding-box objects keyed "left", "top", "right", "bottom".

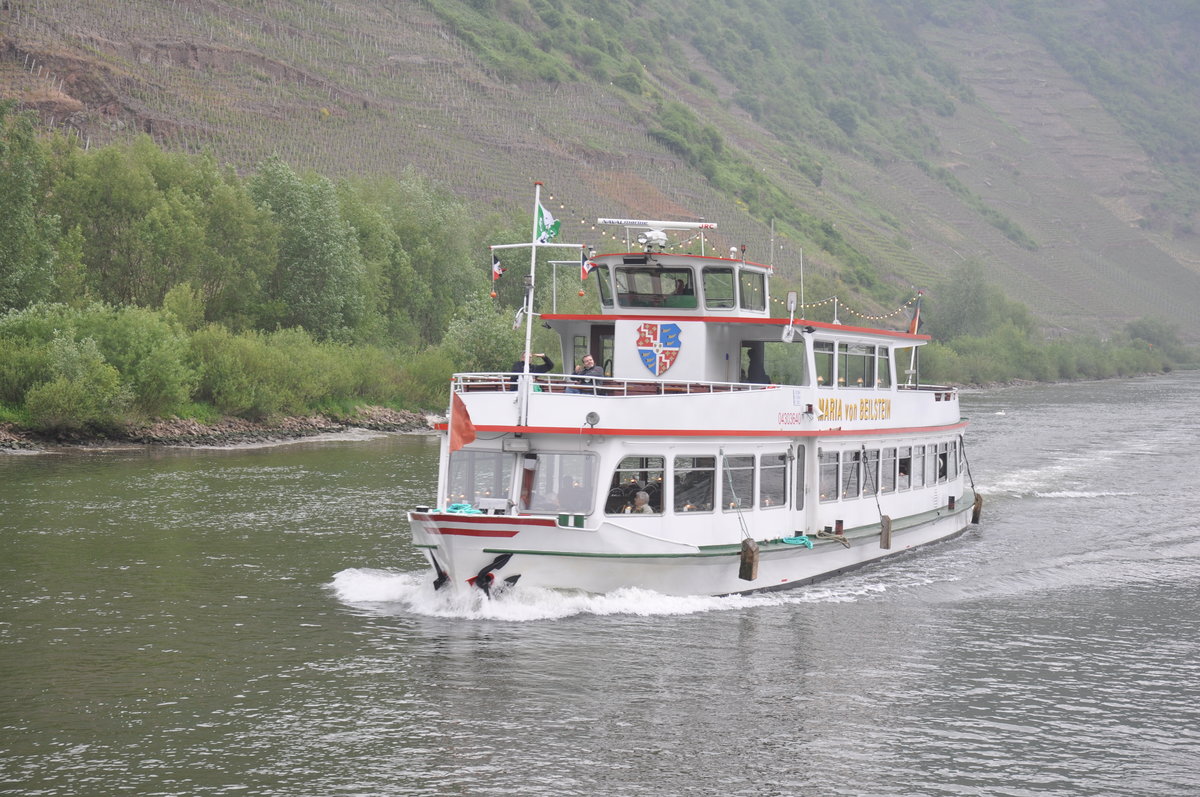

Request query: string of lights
[{"left": 768, "top": 292, "right": 921, "bottom": 321}]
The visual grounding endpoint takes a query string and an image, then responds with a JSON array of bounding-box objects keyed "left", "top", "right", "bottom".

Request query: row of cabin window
[
  {"left": 813, "top": 341, "right": 892, "bottom": 389},
  {"left": 605, "top": 453, "right": 789, "bottom": 515},
  {"left": 818, "top": 442, "right": 959, "bottom": 503},
  {"left": 594, "top": 266, "right": 767, "bottom": 312}
]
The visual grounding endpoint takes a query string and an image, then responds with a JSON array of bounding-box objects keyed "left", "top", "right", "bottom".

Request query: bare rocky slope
[{"left": 3, "top": 0, "right": 1199, "bottom": 340}]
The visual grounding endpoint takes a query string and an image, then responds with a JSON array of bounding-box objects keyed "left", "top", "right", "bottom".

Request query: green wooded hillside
[
  {"left": 1, "top": 0, "right": 1199, "bottom": 433},
  {"left": 4, "top": 0, "right": 1200, "bottom": 329}
]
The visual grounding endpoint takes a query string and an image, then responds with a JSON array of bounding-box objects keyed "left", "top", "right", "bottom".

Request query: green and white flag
[{"left": 535, "top": 202, "right": 561, "bottom": 243}]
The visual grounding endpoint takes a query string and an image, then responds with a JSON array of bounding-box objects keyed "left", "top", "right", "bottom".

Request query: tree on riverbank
[{"left": 0, "top": 109, "right": 1194, "bottom": 436}]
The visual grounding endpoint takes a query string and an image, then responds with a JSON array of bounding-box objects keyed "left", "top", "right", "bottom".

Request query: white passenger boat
[{"left": 408, "top": 186, "right": 982, "bottom": 597}]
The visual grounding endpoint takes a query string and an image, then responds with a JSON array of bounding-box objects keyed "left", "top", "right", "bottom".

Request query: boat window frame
[
  {"left": 739, "top": 269, "right": 766, "bottom": 311},
  {"left": 722, "top": 454, "right": 755, "bottom": 512},
  {"left": 445, "top": 448, "right": 515, "bottom": 509},
  {"left": 615, "top": 266, "right": 696, "bottom": 309},
  {"left": 519, "top": 450, "right": 599, "bottom": 514},
  {"left": 604, "top": 455, "right": 665, "bottom": 515},
  {"left": 594, "top": 264, "right": 614, "bottom": 308},
  {"left": 814, "top": 340, "right": 835, "bottom": 388},
  {"left": 841, "top": 449, "right": 861, "bottom": 499},
  {"left": 759, "top": 452, "right": 788, "bottom": 510},
  {"left": 819, "top": 448, "right": 839, "bottom": 503},
  {"left": 862, "top": 449, "right": 880, "bottom": 496},
  {"left": 673, "top": 455, "right": 716, "bottom": 513},
  {"left": 702, "top": 266, "right": 736, "bottom": 309},
  {"left": 898, "top": 446, "right": 913, "bottom": 491},
  {"left": 880, "top": 447, "right": 897, "bottom": 494}
]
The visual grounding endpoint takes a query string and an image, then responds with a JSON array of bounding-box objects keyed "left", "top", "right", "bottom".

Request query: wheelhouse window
[
  {"left": 674, "top": 455, "right": 715, "bottom": 512},
  {"left": 594, "top": 265, "right": 613, "bottom": 308},
  {"left": 703, "top": 267, "right": 735, "bottom": 309},
  {"left": 605, "top": 456, "right": 664, "bottom": 515},
  {"left": 446, "top": 449, "right": 513, "bottom": 508},
  {"left": 760, "top": 453, "right": 788, "bottom": 509},
  {"left": 819, "top": 449, "right": 839, "bottom": 502},
  {"left": 739, "top": 270, "right": 766, "bottom": 311},
  {"left": 616, "top": 267, "right": 696, "bottom": 308},
  {"left": 519, "top": 452, "right": 598, "bottom": 514},
  {"left": 722, "top": 455, "right": 755, "bottom": 511},
  {"left": 814, "top": 341, "right": 835, "bottom": 388}
]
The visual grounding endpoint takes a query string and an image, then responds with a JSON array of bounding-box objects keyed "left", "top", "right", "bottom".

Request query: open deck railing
[{"left": 454, "top": 372, "right": 780, "bottom": 397}]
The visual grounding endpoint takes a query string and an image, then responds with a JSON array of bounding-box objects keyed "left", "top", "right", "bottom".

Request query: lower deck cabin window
[
  {"left": 446, "top": 449, "right": 513, "bottom": 508},
  {"left": 675, "top": 456, "right": 716, "bottom": 512},
  {"left": 722, "top": 455, "right": 755, "bottom": 511},
  {"left": 841, "top": 450, "right": 861, "bottom": 499},
  {"left": 819, "top": 449, "right": 839, "bottom": 502},
  {"left": 898, "top": 446, "right": 912, "bottom": 490},
  {"left": 605, "top": 456, "right": 664, "bottom": 514},
  {"left": 521, "top": 452, "right": 598, "bottom": 514},
  {"left": 862, "top": 449, "right": 880, "bottom": 496},
  {"left": 760, "top": 453, "right": 788, "bottom": 509},
  {"left": 881, "top": 447, "right": 897, "bottom": 493}
]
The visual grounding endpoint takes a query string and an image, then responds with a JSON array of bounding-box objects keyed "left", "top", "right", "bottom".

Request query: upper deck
[{"left": 469, "top": 215, "right": 955, "bottom": 438}]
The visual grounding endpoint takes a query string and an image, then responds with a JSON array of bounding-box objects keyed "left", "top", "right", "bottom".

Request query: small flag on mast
[
  {"left": 908, "top": 291, "right": 924, "bottom": 335},
  {"left": 536, "top": 202, "right": 561, "bottom": 243},
  {"left": 580, "top": 247, "right": 596, "bottom": 280},
  {"left": 492, "top": 257, "right": 506, "bottom": 281}
]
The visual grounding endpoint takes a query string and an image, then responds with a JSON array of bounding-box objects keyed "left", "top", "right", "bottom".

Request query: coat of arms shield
[{"left": 636, "top": 322, "right": 682, "bottom": 376}]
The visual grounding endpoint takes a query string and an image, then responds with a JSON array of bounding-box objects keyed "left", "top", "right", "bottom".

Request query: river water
[{"left": 2, "top": 373, "right": 1199, "bottom": 796}]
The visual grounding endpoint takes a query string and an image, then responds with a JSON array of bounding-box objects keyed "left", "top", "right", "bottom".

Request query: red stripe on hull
[{"left": 411, "top": 513, "right": 557, "bottom": 538}]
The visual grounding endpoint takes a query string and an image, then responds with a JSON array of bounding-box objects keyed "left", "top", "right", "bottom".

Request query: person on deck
[
  {"left": 510, "top": 352, "right": 554, "bottom": 374},
  {"left": 567, "top": 353, "right": 604, "bottom": 394},
  {"left": 508, "top": 352, "right": 554, "bottom": 391}
]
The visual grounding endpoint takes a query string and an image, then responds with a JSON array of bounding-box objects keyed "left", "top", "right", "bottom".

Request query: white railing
[{"left": 454, "top": 372, "right": 780, "bottom": 397}]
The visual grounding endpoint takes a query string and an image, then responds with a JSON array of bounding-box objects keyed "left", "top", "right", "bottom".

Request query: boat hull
[{"left": 409, "top": 493, "right": 976, "bottom": 597}]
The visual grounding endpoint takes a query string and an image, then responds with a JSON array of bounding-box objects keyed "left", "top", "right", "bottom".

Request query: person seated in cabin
[
  {"left": 624, "top": 491, "right": 654, "bottom": 514},
  {"left": 508, "top": 352, "right": 555, "bottom": 390},
  {"left": 566, "top": 353, "right": 605, "bottom": 394},
  {"left": 663, "top": 278, "right": 697, "bottom": 308}
]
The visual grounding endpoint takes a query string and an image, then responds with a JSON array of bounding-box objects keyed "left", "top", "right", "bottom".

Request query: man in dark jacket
[{"left": 509, "top": 352, "right": 555, "bottom": 390}]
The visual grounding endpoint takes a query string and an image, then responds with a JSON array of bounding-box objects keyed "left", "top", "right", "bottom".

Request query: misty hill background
[{"left": 4, "top": 0, "right": 1200, "bottom": 340}]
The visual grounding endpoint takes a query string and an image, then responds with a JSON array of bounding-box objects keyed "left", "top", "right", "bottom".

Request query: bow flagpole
[{"left": 486, "top": 183, "right": 580, "bottom": 426}]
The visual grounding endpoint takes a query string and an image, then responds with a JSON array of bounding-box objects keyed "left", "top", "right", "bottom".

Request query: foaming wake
[{"left": 328, "top": 566, "right": 940, "bottom": 621}]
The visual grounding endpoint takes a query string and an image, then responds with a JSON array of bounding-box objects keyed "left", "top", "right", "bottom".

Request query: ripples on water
[{"left": 3, "top": 375, "right": 1200, "bottom": 796}]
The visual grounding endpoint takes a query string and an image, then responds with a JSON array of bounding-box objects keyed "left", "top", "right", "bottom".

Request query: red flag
[
  {"left": 449, "top": 392, "right": 476, "bottom": 453},
  {"left": 492, "top": 257, "right": 506, "bottom": 281},
  {"left": 580, "top": 247, "right": 596, "bottom": 280},
  {"left": 907, "top": 291, "right": 924, "bottom": 335}
]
